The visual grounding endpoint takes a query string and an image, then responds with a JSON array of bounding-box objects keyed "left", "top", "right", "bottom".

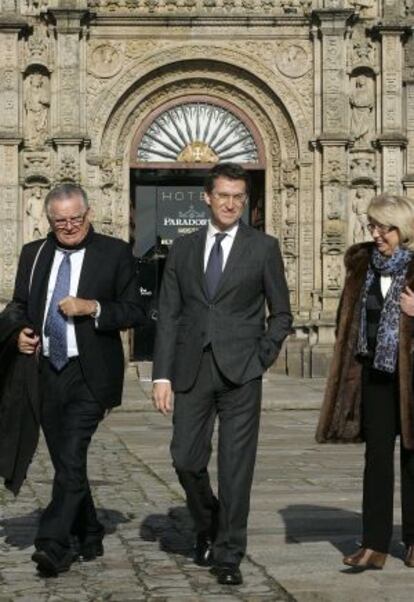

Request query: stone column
[
  {"left": 403, "top": 33, "right": 414, "bottom": 197},
  {"left": 374, "top": 25, "right": 410, "bottom": 194},
  {"left": 49, "top": 6, "right": 89, "bottom": 185},
  {"left": 0, "top": 14, "right": 27, "bottom": 302},
  {"left": 312, "top": 8, "right": 353, "bottom": 377}
]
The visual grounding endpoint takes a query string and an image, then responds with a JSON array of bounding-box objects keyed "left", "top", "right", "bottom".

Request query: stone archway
[
  {"left": 90, "top": 60, "right": 308, "bottom": 316},
  {"left": 86, "top": 54, "right": 315, "bottom": 372}
]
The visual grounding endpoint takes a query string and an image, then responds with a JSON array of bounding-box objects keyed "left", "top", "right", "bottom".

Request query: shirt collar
[{"left": 207, "top": 220, "right": 239, "bottom": 240}]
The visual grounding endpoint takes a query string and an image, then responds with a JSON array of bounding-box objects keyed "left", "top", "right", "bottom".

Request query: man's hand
[
  {"left": 401, "top": 286, "right": 414, "bottom": 317},
  {"left": 59, "top": 296, "right": 97, "bottom": 317},
  {"left": 17, "top": 327, "right": 40, "bottom": 354},
  {"left": 152, "top": 381, "right": 173, "bottom": 416}
]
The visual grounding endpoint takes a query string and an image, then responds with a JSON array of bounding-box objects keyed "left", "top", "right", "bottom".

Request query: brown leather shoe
[
  {"left": 343, "top": 547, "right": 387, "bottom": 570},
  {"left": 405, "top": 545, "right": 414, "bottom": 568}
]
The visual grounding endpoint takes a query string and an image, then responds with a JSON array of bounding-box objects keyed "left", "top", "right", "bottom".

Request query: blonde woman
[{"left": 317, "top": 194, "right": 414, "bottom": 570}]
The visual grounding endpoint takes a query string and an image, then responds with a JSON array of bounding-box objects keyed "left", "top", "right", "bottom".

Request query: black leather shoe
[
  {"left": 194, "top": 533, "right": 214, "bottom": 566},
  {"left": 31, "top": 549, "right": 74, "bottom": 576},
  {"left": 215, "top": 565, "right": 243, "bottom": 585},
  {"left": 79, "top": 541, "right": 104, "bottom": 562}
]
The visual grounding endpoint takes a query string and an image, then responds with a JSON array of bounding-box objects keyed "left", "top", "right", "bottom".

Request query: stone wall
[{"left": 1, "top": 0, "right": 413, "bottom": 375}]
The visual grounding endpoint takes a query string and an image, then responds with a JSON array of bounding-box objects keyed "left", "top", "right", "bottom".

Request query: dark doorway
[{"left": 131, "top": 168, "right": 265, "bottom": 361}]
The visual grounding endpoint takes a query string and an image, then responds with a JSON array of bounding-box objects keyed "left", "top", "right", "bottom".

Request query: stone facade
[{"left": 0, "top": 0, "right": 413, "bottom": 375}]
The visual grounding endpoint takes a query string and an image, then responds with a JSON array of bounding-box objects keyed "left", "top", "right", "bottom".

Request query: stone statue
[
  {"left": 350, "top": 75, "right": 374, "bottom": 145},
  {"left": 352, "top": 187, "right": 371, "bottom": 243},
  {"left": 25, "top": 73, "right": 50, "bottom": 147},
  {"left": 25, "top": 186, "right": 48, "bottom": 241}
]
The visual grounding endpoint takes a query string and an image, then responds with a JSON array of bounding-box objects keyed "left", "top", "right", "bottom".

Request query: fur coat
[{"left": 316, "top": 242, "right": 414, "bottom": 450}]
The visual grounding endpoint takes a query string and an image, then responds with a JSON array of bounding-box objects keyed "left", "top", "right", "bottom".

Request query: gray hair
[
  {"left": 367, "top": 194, "right": 414, "bottom": 251},
  {"left": 44, "top": 183, "right": 89, "bottom": 217}
]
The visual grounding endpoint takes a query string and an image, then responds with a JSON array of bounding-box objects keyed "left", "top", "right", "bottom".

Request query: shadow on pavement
[
  {"left": 140, "top": 506, "right": 194, "bottom": 557},
  {"left": 279, "top": 504, "right": 404, "bottom": 560},
  {"left": 0, "top": 507, "right": 130, "bottom": 550}
]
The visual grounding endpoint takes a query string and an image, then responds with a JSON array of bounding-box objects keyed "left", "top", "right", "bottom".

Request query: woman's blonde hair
[{"left": 367, "top": 194, "right": 414, "bottom": 251}]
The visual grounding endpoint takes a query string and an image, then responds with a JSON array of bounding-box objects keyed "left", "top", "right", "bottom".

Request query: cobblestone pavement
[{"left": 1, "top": 373, "right": 413, "bottom": 602}]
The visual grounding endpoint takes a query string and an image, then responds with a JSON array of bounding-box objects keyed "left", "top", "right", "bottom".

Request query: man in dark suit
[
  {"left": 13, "top": 183, "right": 144, "bottom": 575},
  {"left": 152, "top": 163, "right": 292, "bottom": 585}
]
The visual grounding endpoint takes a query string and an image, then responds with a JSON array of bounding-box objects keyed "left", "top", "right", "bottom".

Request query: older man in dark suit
[
  {"left": 13, "top": 183, "right": 144, "bottom": 575},
  {"left": 152, "top": 163, "right": 292, "bottom": 585}
]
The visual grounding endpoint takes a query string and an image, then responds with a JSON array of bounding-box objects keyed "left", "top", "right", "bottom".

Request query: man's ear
[{"left": 204, "top": 192, "right": 211, "bottom": 207}]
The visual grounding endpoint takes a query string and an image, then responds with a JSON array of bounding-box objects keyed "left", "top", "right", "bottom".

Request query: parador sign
[{"left": 157, "top": 186, "right": 208, "bottom": 240}]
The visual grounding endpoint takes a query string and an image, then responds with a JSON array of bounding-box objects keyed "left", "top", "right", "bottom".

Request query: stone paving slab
[{"left": 0, "top": 373, "right": 413, "bottom": 602}]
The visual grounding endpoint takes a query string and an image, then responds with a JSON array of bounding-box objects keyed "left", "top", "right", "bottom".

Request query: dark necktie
[
  {"left": 44, "top": 251, "right": 71, "bottom": 371},
  {"left": 205, "top": 233, "right": 227, "bottom": 299}
]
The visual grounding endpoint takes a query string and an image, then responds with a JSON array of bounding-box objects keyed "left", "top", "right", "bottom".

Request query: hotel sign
[{"left": 156, "top": 186, "right": 208, "bottom": 242}]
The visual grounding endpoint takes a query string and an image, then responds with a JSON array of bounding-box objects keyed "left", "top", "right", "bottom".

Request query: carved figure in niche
[
  {"left": 25, "top": 186, "right": 48, "bottom": 240},
  {"left": 352, "top": 187, "right": 371, "bottom": 243},
  {"left": 25, "top": 73, "right": 50, "bottom": 147},
  {"left": 350, "top": 75, "right": 374, "bottom": 145}
]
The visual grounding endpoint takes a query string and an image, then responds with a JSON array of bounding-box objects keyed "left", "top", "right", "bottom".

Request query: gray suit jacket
[{"left": 153, "top": 221, "right": 292, "bottom": 392}]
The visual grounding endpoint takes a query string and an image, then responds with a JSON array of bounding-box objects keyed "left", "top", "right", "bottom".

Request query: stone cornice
[
  {"left": 0, "top": 16, "right": 28, "bottom": 33},
  {"left": 50, "top": 136, "right": 91, "bottom": 147},
  {"left": 370, "top": 23, "right": 412, "bottom": 40},
  {"left": 0, "top": 136, "right": 22, "bottom": 145},
  {"left": 311, "top": 8, "right": 355, "bottom": 32},
  {"left": 88, "top": 14, "right": 310, "bottom": 28},
  {"left": 374, "top": 134, "right": 408, "bottom": 148},
  {"left": 47, "top": 8, "right": 91, "bottom": 33},
  {"left": 312, "top": 136, "right": 352, "bottom": 149}
]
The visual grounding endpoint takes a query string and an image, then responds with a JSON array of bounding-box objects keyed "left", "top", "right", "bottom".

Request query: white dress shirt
[
  {"left": 380, "top": 275, "right": 392, "bottom": 298},
  {"left": 42, "top": 248, "right": 85, "bottom": 357},
  {"left": 204, "top": 221, "right": 239, "bottom": 272}
]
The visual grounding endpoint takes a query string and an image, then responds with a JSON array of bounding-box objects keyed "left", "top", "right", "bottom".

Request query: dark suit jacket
[
  {"left": 153, "top": 222, "right": 292, "bottom": 391},
  {"left": 13, "top": 231, "right": 145, "bottom": 409}
]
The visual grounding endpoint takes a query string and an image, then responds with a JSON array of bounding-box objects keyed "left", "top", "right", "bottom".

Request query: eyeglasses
[
  {"left": 211, "top": 192, "right": 247, "bottom": 207},
  {"left": 50, "top": 213, "right": 87, "bottom": 229},
  {"left": 366, "top": 222, "right": 396, "bottom": 236}
]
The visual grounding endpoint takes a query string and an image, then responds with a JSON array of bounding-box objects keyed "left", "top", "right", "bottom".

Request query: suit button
[{"left": 209, "top": 304, "right": 215, "bottom": 309}]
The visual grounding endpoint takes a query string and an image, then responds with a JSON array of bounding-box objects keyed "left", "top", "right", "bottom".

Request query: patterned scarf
[{"left": 356, "top": 246, "right": 413, "bottom": 373}]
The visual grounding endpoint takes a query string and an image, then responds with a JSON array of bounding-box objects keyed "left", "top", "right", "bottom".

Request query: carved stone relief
[
  {"left": 275, "top": 43, "right": 312, "bottom": 79},
  {"left": 25, "top": 24, "right": 50, "bottom": 68},
  {"left": 348, "top": 0, "right": 375, "bottom": 16},
  {"left": 326, "top": 255, "right": 343, "bottom": 291},
  {"left": 23, "top": 151, "right": 51, "bottom": 180},
  {"left": 86, "top": 0, "right": 312, "bottom": 14},
  {"left": 24, "top": 72, "right": 50, "bottom": 147},
  {"left": 348, "top": 32, "right": 377, "bottom": 73},
  {"left": 349, "top": 151, "right": 376, "bottom": 183},
  {"left": 88, "top": 43, "right": 124, "bottom": 79},
  {"left": 57, "top": 152, "right": 80, "bottom": 183}
]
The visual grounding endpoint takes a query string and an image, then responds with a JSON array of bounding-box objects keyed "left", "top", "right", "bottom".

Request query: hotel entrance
[{"left": 129, "top": 99, "right": 266, "bottom": 360}]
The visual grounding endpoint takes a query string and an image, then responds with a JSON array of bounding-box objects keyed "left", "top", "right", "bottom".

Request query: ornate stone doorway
[{"left": 130, "top": 97, "right": 266, "bottom": 360}]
